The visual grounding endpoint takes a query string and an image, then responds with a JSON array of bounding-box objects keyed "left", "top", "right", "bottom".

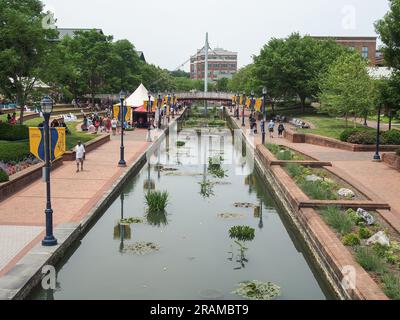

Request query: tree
[
  {"left": 0, "top": 0, "right": 56, "bottom": 123},
  {"left": 229, "top": 64, "right": 256, "bottom": 94},
  {"left": 216, "top": 77, "right": 229, "bottom": 92},
  {"left": 254, "top": 33, "right": 347, "bottom": 113},
  {"left": 319, "top": 53, "right": 376, "bottom": 127},
  {"left": 375, "top": 0, "right": 400, "bottom": 69}
]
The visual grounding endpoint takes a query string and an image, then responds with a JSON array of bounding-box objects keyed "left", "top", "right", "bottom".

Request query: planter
[{"left": 382, "top": 153, "right": 400, "bottom": 171}]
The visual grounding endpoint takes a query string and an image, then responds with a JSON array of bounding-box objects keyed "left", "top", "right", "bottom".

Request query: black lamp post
[
  {"left": 167, "top": 93, "right": 171, "bottom": 123},
  {"left": 157, "top": 93, "right": 162, "bottom": 129},
  {"left": 242, "top": 91, "right": 246, "bottom": 127},
  {"left": 172, "top": 93, "right": 176, "bottom": 119},
  {"left": 40, "top": 96, "right": 57, "bottom": 247},
  {"left": 373, "top": 103, "right": 382, "bottom": 161},
  {"left": 389, "top": 109, "right": 393, "bottom": 131},
  {"left": 147, "top": 94, "right": 152, "bottom": 142},
  {"left": 250, "top": 90, "right": 255, "bottom": 118},
  {"left": 261, "top": 87, "right": 267, "bottom": 145},
  {"left": 118, "top": 90, "right": 127, "bottom": 167},
  {"left": 236, "top": 93, "right": 240, "bottom": 120}
]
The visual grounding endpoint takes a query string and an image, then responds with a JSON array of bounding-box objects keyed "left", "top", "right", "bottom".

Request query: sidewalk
[
  {"left": 230, "top": 110, "right": 400, "bottom": 218},
  {"left": 0, "top": 115, "right": 181, "bottom": 281}
]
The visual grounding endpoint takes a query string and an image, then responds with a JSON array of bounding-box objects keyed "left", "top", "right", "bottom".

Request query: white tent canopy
[{"left": 125, "top": 83, "right": 155, "bottom": 107}]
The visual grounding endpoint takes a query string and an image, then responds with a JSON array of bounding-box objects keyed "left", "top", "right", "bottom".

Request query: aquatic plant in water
[
  {"left": 199, "top": 180, "right": 215, "bottom": 198},
  {"left": 232, "top": 281, "right": 281, "bottom": 300},
  {"left": 229, "top": 226, "right": 255, "bottom": 242},
  {"left": 208, "top": 156, "right": 227, "bottom": 179},
  {"left": 145, "top": 191, "right": 169, "bottom": 213},
  {"left": 120, "top": 217, "right": 145, "bottom": 225},
  {"left": 121, "top": 242, "right": 160, "bottom": 255}
]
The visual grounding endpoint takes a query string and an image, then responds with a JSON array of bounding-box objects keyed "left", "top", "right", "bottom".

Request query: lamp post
[
  {"left": 172, "top": 93, "right": 175, "bottom": 119},
  {"left": 40, "top": 96, "right": 57, "bottom": 247},
  {"left": 167, "top": 93, "right": 171, "bottom": 123},
  {"left": 373, "top": 103, "right": 382, "bottom": 161},
  {"left": 236, "top": 93, "right": 240, "bottom": 120},
  {"left": 118, "top": 90, "right": 127, "bottom": 167},
  {"left": 261, "top": 87, "right": 267, "bottom": 145},
  {"left": 157, "top": 93, "right": 162, "bottom": 129},
  {"left": 147, "top": 94, "right": 152, "bottom": 142},
  {"left": 389, "top": 109, "right": 393, "bottom": 131},
  {"left": 242, "top": 91, "right": 246, "bottom": 127},
  {"left": 250, "top": 90, "right": 255, "bottom": 118}
]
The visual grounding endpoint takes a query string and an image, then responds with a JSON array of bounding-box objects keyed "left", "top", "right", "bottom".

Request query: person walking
[
  {"left": 75, "top": 141, "right": 86, "bottom": 173},
  {"left": 268, "top": 120, "right": 275, "bottom": 139},
  {"left": 111, "top": 118, "right": 118, "bottom": 136},
  {"left": 278, "top": 122, "right": 285, "bottom": 138}
]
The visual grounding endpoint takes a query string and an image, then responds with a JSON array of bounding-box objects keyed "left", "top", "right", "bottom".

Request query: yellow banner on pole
[{"left": 29, "top": 127, "right": 66, "bottom": 163}]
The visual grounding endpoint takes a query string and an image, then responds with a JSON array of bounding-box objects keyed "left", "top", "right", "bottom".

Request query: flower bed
[
  {"left": 284, "top": 164, "right": 365, "bottom": 201},
  {"left": 0, "top": 157, "right": 40, "bottom": 177},
  {"left": 318, "top": 206, "right": 400, "bottom": 300}
]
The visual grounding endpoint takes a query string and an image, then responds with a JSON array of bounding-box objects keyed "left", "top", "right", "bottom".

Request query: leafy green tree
[
  {"left": 254, "top": 33, "right": 347, "bottom": 113},
  {"left": 319, "top": 53, "right": 376, "bottom": 127},
  {"left": 215, "top": 77, "right": 229, "bottom": 92},
  {"left": 229, "top": 64, "right": 256, "bottom": 94},
  {"left": 375, "top": 0, "right": 400, "bottom": 69},
  {"left": 0, "top": 0, "right": 56, "bottom": 122}
]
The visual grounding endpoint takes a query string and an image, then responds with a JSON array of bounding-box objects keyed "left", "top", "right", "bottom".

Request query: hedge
[
  {"left": 0, "top": 141, "right": 30, "bottom": 162},
  {"left": 340, "top": 128, "right": 400, "bottom": 145},
  {"left": 0, "top": 123, "right": 29, "bottom": 141},
  {"left": 0, "top": 169, "right": 9, "bottom": 183}
]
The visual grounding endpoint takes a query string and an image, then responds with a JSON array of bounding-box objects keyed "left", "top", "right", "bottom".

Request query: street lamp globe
[
  {"left": 40, "top": 96, "right": 54, "bottom": 115},
  {"left": 120, "top": 90, "right": 126, "bottom": 101},
  {"left": 262, "top": 87, "right": 267, "bottom": 95}
]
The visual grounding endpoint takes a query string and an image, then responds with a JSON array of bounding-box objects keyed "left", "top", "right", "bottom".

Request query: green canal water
[{"left": 29, "top": 124, "right": 334, "bottom": 300}]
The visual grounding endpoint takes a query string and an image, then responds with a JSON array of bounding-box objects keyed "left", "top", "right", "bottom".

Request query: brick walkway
[
  {"left": 230, "top": 110, "right": 400, "bottom": 218},
  {"left": 0, "top": 123, "right": 172, "bottom": 277}
]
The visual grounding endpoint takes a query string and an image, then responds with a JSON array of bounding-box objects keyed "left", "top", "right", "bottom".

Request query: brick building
[
  {"left": 190, "top": 47, "right": 237, "bottom": 81},
  {"left": 312, "top": 36, "right": 378, "bottom": 65}
]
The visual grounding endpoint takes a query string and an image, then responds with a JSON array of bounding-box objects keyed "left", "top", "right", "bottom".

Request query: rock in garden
[
  {"left": 305, "top": 175, "right": 323, "bottom": 182},
  {"left": 366, "top": 231, "right": 390, "bottom": 247},
  {"left": 356, "top": 208, "right": 375, "bottom": 226},
  {"left": 337, "top": 188, "right": 355, "bottom": 199}
]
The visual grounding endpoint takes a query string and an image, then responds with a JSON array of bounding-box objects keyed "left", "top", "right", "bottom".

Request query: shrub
[
  {"left": 382, "top": 130, "right": 400, "bottom": 145},
  {"left": 299, "top": 180, "right": 338, "bottom": 200},
  {"left": 346, "top": 208, "right": 364, "bottom": 225},
  {"left": 0, "top": 169, "right": 9, "bottom": 182},
  {"left": 347, "top": 131, "right": 376, "bottom": 145},
  {"left": 0, "top": 123, "right": 29, "bottom": 141},
  {"left": 342, "top": 233, "right": 361, "bottom": 246},
  {"left": 145, "top": 191, "right": 169, "bottom": 213},
  {"left": 266, "top": 143, "right": 280, "bottom": 155},
  {"left": 185, "top": 119, "right": 198, "bottom": 126},
  {"left": 359, "top": 227, "right": 373, "bottom": 240},
  {"left": 321, "top": 206, "right": 355, "bottom": 235},
  {"left": 285, "top": 164, "right": 305, "bottom": 179},
  {"left": 382, "top": 274, "right": 400, "bottom": 300},
  {"left": 372, "top": 243, "right": 390, "bottom": 258},
  {"left": 340, "top": 128, "right": 369, "bottom": 142},
  {"left": 356, "top": 247, "right": 387, "bottom": 275},
  {"left": 0, "top": 141, "right": 30, "bottom": 162},
  {"left": 277, "top": 150, "right": 293, "bottom": 161},
  {"left": 208, "top": 120, "right": 226, "bottom": 127}
]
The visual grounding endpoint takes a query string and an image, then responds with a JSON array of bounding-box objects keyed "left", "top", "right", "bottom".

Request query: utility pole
[{"left": 204, "top": 32, "right": 209, "bottom": 115}]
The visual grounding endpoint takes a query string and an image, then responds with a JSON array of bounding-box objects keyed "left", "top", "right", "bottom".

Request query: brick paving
[{"left": 0, "top": 123, "right": 172, "bottom": 277}]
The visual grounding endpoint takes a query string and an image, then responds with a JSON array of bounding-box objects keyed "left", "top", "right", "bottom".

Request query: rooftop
[{"left": 192, "top": 47, "right": 237, "bottom": 58}]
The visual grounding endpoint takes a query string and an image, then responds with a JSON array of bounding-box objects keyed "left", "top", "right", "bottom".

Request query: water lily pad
[
  {"left": 217, "top": 213, "right": 245, "bottom": 220},
  {"left": 121, "top": 242, "right": 160, "bottom": 255},
  {"left": 120, "top": 217, "right": 145, "bottom": 225},
  {"left": 232, "top": 281, "right": 281, "bottom": 300},
  {"left": 234, "top": 202, "right": 257, "bottom": 208}
]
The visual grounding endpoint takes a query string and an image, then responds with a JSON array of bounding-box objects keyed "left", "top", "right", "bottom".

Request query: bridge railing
[{"left": 175, "top": 92, "right": 232, "bottom": 100}]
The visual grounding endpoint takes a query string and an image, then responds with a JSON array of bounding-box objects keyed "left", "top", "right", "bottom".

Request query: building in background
[
  {"left": 312, "top": 36, "right": 379, "bottom": 66},
  {"left": 190, "top": 47, "right": 237, "bottom": 81}
]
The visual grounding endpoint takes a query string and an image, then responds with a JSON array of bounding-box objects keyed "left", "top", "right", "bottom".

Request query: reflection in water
[
  {"left": 113, "top": 193, "right": 132, "bottom": 253},
  {"left": 146, "top": 210, "right": 168, "bottom": 227}
]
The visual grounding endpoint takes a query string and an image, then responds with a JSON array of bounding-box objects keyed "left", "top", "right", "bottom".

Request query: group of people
[{"left": 5, "top": 113, "right": 17, "bottom": 125}]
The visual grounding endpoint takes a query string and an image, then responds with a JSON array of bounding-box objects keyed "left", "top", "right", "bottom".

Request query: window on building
[{"left": 362, "top": 47, "right": 369, "bottom": 59}]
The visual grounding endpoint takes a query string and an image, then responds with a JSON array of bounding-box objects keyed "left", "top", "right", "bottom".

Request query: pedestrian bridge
[{"left": 176, "top": 92, "right": 232, "bottom": 102}]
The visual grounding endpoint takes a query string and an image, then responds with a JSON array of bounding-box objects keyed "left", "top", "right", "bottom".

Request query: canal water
[{"left": 30, "top": 124, "right": 333, "bottom": 300}]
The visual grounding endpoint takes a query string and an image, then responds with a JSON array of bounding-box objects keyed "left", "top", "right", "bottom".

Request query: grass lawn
[
  {"left": 296, "top": 116, "right": 375, "bottom": 139},
  {"left": 369, "top": 115, "right": 400, "bottom": 125}
]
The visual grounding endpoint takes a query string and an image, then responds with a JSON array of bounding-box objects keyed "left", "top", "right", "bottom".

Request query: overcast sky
[{"left": 42, "top": 0, "right": 390, "bottom": 71}]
